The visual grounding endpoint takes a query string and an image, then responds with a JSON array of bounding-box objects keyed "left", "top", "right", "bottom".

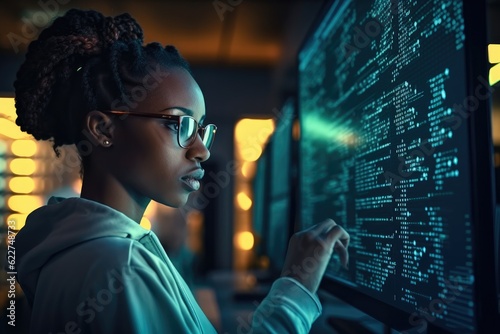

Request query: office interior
[{"left": 1, "top": 0, "right": 500, "bottom": 333}]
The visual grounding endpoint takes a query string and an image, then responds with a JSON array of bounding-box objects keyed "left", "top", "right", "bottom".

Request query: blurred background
[
  {"left": 1, "top": 0, "right": 500, "bottom": 333},
  {"left": 0, "top": 0, "right": 327, "bottom": 275}
]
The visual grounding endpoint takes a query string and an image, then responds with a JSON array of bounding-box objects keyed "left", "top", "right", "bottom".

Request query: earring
[{"left": 103, "top": 140, "right": 111, "bottom": 146}]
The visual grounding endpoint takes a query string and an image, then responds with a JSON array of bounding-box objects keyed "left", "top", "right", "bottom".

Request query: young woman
[{"left": 13, "top": 9, "right": 349, "bottom": 333}]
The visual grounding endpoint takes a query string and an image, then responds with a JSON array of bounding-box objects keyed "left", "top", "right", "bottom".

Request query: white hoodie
[{"left": 15, "top": 197, "right": 322, "bottom": 333}]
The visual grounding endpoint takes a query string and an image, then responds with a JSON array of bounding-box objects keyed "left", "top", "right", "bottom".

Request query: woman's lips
[
  {"left": 181, "top": 177, "right": 201, "bottom": 191},
  {"left": 180, "top": 169, "right": 204, "bottom": 191}
]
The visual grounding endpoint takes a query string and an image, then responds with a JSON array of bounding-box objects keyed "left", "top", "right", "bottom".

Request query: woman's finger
[
  {"left": 308, "top": 219, "right": 337, "bottom": 237},
  {"left": 334, "top": 241, "right": 349, "bottom": 268},
  {"left": 326, "top": 226, "right": 350, "bottom": 268}
]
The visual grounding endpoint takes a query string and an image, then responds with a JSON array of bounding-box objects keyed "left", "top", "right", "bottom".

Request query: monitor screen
[
  {"left": 298, "top": 0, "right": 498, "bottom": 332},
  {"left": 269, "top": 98, "right": 295, "bottom": 198}
]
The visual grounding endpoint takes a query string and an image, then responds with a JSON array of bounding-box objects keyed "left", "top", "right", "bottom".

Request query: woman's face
[{"left": 109, "top": 66, "right": 210, "bottom": 208}]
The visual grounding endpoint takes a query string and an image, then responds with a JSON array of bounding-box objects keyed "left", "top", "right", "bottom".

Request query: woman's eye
[{"left": 164, "top": 122, "right": 179, "bottom": 131}]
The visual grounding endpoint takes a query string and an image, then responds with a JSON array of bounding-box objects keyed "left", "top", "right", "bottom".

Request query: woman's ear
[{"left": 84, "top": 111, "right": 115, "bottom": 147}]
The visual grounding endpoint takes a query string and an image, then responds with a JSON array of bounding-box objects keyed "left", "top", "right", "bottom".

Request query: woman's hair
[{"left": 14, "top": 9, "right": 191, "bottom": 159}]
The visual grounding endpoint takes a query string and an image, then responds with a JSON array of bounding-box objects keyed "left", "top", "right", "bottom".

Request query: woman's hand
[{"left": 280, "top": 219, "right": 349, "bottom": 294}]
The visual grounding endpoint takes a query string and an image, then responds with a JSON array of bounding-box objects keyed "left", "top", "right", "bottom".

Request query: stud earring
[{"left": 103, "top": 140, "right": 111, "bottom": 146}]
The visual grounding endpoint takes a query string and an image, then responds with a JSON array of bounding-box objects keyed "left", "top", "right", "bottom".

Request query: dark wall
[{"left": 0, "top": 51, "right": 22, "bottom": 95}]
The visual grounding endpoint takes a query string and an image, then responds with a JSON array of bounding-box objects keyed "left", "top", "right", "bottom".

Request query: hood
[{"left": 14, "top": 196, "right": 150, "bottom": 305}]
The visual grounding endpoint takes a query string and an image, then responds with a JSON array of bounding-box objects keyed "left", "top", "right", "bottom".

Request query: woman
[{"left": 13, "top": 9, "right": 349, "bottom": 333}]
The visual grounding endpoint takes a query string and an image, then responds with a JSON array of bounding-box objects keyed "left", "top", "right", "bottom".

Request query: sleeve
[{"left": 249, "top": 277, "right": 322, "bottom": 333}]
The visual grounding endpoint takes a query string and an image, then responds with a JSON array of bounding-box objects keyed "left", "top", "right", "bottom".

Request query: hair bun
[
  {"left": 14, "top": 8, "right": 188, "bottom": 160},
  {"left": 102, "top": 13, "right": 144, "bottom": 49}
]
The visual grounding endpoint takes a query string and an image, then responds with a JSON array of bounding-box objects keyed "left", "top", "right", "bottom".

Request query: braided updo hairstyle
[{"left": 14, "top": 9, "right": 191, "bottom": 160}]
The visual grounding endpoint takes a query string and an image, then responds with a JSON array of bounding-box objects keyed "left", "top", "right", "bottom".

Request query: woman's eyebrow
[
  {"left": 160, "top": 106, "right": 206, "bottom": 124},
  {"left": 160, "top": 106, "right": 193, "bottom": 116}
]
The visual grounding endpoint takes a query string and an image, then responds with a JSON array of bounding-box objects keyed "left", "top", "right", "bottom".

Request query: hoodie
[{"left": 15, "top": 197, "right": 322, "bottom": 333}]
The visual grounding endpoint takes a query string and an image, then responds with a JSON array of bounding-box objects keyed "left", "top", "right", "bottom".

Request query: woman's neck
[{"left": 79, "top": 168, "right": 150, "bottom": 224}]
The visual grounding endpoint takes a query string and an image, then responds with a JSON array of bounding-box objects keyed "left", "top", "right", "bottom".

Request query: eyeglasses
[{"left": 102, "top": 110, "right": 217, "bottom": 150}]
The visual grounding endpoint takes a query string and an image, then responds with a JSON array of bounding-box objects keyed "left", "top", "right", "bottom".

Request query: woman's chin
[{"left": 156, "top": 194, "right": 189, "bottom": 209}]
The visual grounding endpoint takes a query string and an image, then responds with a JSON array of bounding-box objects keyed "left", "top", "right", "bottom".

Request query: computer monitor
[
  {"left": 265, "top": 97, "right": 296, "bottom": 272},
  {"left": 250, "top": 99, "right": 295, "bottom": 274},
  {"left": 251, "top": 146, "right": 269, "bottom": 260},
  {"left": 297, "top": 0, "right": 498, "bottom": 332}
]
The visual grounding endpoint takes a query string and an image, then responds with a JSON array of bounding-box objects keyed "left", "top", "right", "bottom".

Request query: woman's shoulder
[
  {"left": 37, "top": 234, "right": 179, "bottom": 296},
  {"left": 42, "top": 234, "right": 167, "bottom": 280},
  {"left": 66, "top": 235, "right": 163, "bottom": 268}
]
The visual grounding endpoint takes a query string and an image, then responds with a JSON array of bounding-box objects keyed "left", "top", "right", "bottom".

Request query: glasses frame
[{"left": 101, "top": 110, "right": 217, "bottom": 150}]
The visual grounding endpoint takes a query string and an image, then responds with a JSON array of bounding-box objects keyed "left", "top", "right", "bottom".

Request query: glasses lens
[
  {"left": 179, "top": 116, "right": 197, "bottom": 147},
  {"left": 201, "top": 124, "right": 217, "bottom": 150},
  {"left": 179, "top": 116, "right": 217, "bottom": 150}
]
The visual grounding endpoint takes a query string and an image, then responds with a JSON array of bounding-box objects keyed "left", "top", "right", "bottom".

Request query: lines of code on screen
[{"left": 299, "top": 0, "right": 480, "bottom": 330}]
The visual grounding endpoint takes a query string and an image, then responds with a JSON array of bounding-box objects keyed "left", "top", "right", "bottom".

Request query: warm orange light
[
  {"left": 490, "top": 63, "right": 500, "bottom": 86},
  {"left": 235, "top": 231, "right": 254, "bottom": 250},
  {"left": 236, "top": 191, "right": 252, "bottom": 211},
  {"left": 235, "top": 118, "right": 274, "bottom": 162},
  {"left": 0, "top": 119, "right": 27, "bottom": 140},
  {"left": 0, "top": 97, "right": 16, "bottom": 119},
  {"left": 140, "top": 216, "right": 152, "bottom": 230},
  {"left": 10, "top": 158, "right": 36, "bottom": 175},
  {"left": 292, "top": 119, "right": 300, "bottom": 141},
  {"left": 7, "top": 195, "right": 43, "bottom": 213},
  {"left": 9, "top": 177, "right": 35, "bottom": 194},
  {"left": 144, "top": 201, "right": 157, "bottom": 218},
  {"left": 235, "top": 118, "right": 274, "bottom": 143},
  {"left": 11, "top": 140, "right": 37, "bottom": 157},
  {"left": 7, "top": 213, "right": 28, "bottom": 230},
  {"left": 241, "top": 146, "right": 262, "bottom": 162},
  {"left": 241, "top": 161, "right": 256, "bottom": 179},
  {"left": 71, "top": 178, "right": 82, "bottom": 195},
  {"left": 489, "top": 44, "right": 500, "bottom": 64},
  {"left": 489, "top": 44, "right": 500, "bottom": 85},
  {"left": 0, "top": 98, "right": 30, "bottom": 139}
]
